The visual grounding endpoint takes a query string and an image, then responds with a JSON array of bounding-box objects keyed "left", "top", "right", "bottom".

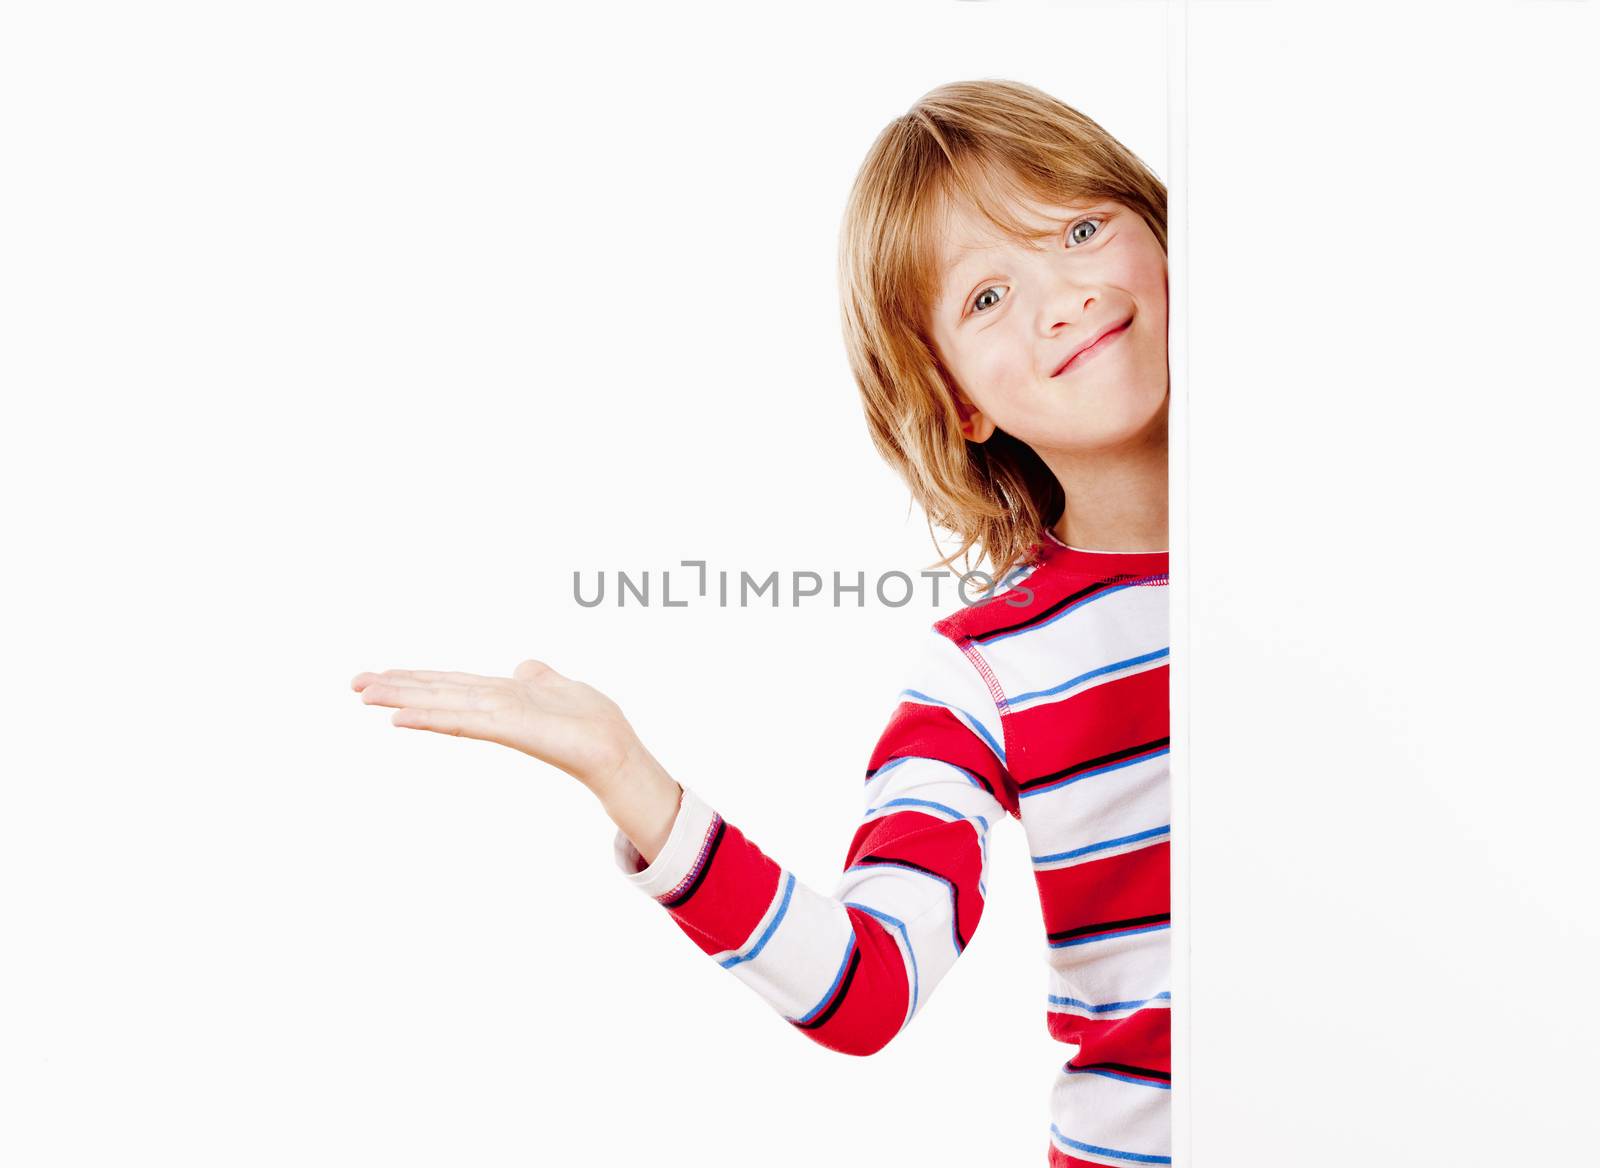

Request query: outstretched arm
[
  {"left": 350, "top": 631, "right": 1016, "bottom": 1055},
  {"left": 607, "top": 630, "right": 1018, "bottom": 1056}
]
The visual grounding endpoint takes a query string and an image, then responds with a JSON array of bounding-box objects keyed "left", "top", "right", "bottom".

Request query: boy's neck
[{"left": 1044, "top": 408, "right": 1169, "bottom": 554}]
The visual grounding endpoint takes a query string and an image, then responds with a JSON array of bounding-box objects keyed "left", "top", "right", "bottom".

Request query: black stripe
[
  {"left": 974, "top": 576, "right": 1127, "bottom": 642},
  {"left": 1071, "top": 1061, "right": 1171, "bottom": 1082},
  {"left": 793, "top": 947, "right": 862, "bottom": 1031},
  {"left": 1019, "top": 737, "right": 1170, "bottom": 792},
  {"left": 855, "top": 854, "right": 967, "bottom": 951},
  {"left": 1047, "top": 912, "right": 1169, "bottom": 943},
  {"left": 659, "top": 817, "right": 726, "bottom": 909}
]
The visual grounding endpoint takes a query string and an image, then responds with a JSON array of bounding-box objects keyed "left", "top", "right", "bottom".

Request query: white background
[{"left": 1, "top": 2, "right": 1594, "bottom": 1165}]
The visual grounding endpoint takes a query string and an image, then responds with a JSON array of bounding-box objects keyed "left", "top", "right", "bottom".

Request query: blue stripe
[
  {"left": 1048, "top": 991, "right": 1171, "bottom": 1014},
  {"left": 791, "top": 934, "right": 857, "bottom": 1025},
  {"left": 865, "top": 797, "right": 967, "bottom": 820},
  {"left": 867, "top": 756, "right": 916, "bottom": 782},
  {"left": 848, "top": 859, "right": 963, "bottom": 954},
  {"left": 1009, "top": 647, "right": 1170, "bottom": 707},
  {"left": 1050, "top": 921, "right": 1171, "bottom": 949},
  {"left": 868, "top": 756, "right": 991, "bottom": 792},
  {"left": 1051, "top": 1127, "right": 1171, "bottom": 1165},
  {"left": 719, "top": 872, "right": 795, "bottom": 969},
  {"left": 1020, "top": 746, "right": 1170, "bottom": 800},
  {"left": 980, "top": 580, "right": 1144, "bottom": 646},
  {"left": 899, "top": 688, "right": 1007, "bottom": 764},
  {"left": 1032, "top": 824, "right": 1171, "bottom": 866},
  {"left": 1068, "top": 1066, "right": 1172, "bottom": 1090},
  {"left": 844, "top": 902, "right": 919, "bottom": 1018},
  {"left": 951, "top": 763, "right": 993, "bottom": 789}
]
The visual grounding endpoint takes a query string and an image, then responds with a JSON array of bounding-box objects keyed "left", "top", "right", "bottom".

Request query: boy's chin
[{"left": 1026, "top": 396, "right": 1168, "bottom": 457}]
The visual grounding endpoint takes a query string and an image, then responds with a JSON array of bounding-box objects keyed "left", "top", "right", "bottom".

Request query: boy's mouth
[{"left": 1051, "top": 316, "right": 1134, "bottom": 378}]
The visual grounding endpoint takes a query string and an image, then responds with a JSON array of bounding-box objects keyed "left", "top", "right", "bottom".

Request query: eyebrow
[
  {"left": 937, "top": 262, "right": 976, "bottom": 314},
  {"left": 936, "top": 236, "right": 1030, "bottom": 311},
  {"left": 942, "top": 247, "right": 979, "bottom": 279},
  {"left": 938, "top": 214, "right": 1070, "bottom": 278},
  {"left": 947, "top": 201, "right": 1111, "bottom": 265},
  {"left": 937, "top": 203, "right": 1117, "bottom": 307}
]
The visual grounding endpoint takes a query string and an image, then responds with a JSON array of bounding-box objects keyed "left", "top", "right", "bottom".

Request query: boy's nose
[{"left": 1037, "top": 291, "right": 1097, "bottom": 338}]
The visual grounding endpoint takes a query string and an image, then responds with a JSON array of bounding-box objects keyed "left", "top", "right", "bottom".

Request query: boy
[{"left": 353, "top": 79, "right": 1170, "bottom": 1166}]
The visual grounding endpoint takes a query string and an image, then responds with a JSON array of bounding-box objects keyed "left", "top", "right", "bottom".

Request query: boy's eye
[
  {"left": 1066, "top": 216, "right": 1105, "bottom": 247},
  {"left": 971, "top": 285, "right": 1007, "bottom": 314}
]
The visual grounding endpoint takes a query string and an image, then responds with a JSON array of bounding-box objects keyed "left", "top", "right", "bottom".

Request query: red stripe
[
  {"left": 800, "top": 906, "right": 910, "bottom": 1056},
  {"left": 1008, "top": 665, "right": 1169, "bottom": 788},
  {"left": 1050, "top": 1006, "right": 1172, "bottom": 1076},
  {"left": 663, "top": 820, "right": 782, "bottom": 957},
  {"left": 844, "top": 810, "right": 984, "bottom": 948},
  {"left": 659, "top": 826, "right": 918, "bottom": 1058},
  {"left": 1036, "top": 842, "right": 1170, "bottom": 940},
  {"left": 934, "top": 536, "right": 1165, "bottom": 646},
  {"left": 867, "top": 702, "right": 1016, "bottom": 812}
]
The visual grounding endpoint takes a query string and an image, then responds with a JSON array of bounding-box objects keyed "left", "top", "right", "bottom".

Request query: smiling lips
[{"left": 1051, "top": 317, "right": 1134, "bottom": 378}]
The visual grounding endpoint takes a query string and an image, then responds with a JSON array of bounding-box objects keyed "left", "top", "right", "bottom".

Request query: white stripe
[
  {"left": 1051, "top": 1067, "right": 1172, "bottom": 1160},
  {"left": 862, "top": 757, "right": 1004, "bottom": 825},
  {"left": 830, "top": 862, "right": 961, "bottom": 1019},
  {"left": 715, "top": 878, "right": 857, "bottom": 1021},
  {"left": 1023, "top": 750, "right": 1170, "bottom": 871},
  {"left": 1048, "top": 927, "right": 1171, "bottom": 1006},
  {"left": 896, "top": 628, "right": 1006, "bottom": 761},
  {"left": 978, "top": 581, "right": 1168, "bottom": 714}
]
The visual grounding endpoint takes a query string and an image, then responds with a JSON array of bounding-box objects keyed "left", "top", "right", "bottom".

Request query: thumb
[{"left": 514, "top": 658, "right": 563, "bottom": 683}]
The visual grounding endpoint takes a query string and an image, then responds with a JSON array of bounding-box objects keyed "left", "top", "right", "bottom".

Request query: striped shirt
[{"left": 614, "top": 529, "right": 1171, "bottom": 1166}]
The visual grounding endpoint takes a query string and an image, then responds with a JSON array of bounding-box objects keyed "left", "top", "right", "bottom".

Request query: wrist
[{"left": 596, "top": 740, "right": 683, "bottom": 866}]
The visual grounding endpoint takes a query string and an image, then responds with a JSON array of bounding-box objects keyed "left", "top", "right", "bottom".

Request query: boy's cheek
[
  {"left": 974, "top": 351, "right": 1025, "bottom": 397},
  {"left": 966, "top": 361, "right": 1017, "bottom": 412},
  {"left": 1136, "top": 257, "right": 1169, "bottom": 311}
]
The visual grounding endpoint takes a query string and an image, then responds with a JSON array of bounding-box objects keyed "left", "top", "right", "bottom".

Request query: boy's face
[{"left": 927, "top": 194, "right": 1168, "bottom": 456}]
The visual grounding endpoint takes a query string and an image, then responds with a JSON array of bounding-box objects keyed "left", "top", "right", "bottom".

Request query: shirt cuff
[{"left": 612, "top": 785, "right": 722, "bottom": 902}]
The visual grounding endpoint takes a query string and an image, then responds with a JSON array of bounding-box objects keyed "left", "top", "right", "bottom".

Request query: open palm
[{"left": 350, "top": 660, "right": 638, "bottom": 794}]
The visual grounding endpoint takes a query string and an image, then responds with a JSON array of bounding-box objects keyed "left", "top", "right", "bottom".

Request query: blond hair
[{"left": 838, "top": 79, "right": 1167, "bottom": 584}]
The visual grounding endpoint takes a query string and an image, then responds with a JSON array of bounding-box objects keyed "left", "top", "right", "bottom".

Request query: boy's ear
[
  {"left": 954, "top": 393, "right": 997, "bottom": 444},
  {"left": 937, "top": 364, "right": 997, "bottom": 443}
]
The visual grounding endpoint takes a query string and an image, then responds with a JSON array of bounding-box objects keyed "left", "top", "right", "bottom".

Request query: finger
[
  {"left": 360, "top": 680, "right": 495, "bottom": 711},
  {"left": 351, "top": 671, "right": 454, "bottom": 692},
  {"left": 391, "top": 707, "right": 499, "bottom": 740},
  {"left": 370, "top": 668, "right": 509, "bottom": 688}
]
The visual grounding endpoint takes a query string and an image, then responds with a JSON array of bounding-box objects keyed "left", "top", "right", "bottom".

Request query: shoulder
[
  {"left": 924, "top": 536, "right": 1170, "bottom": 763},
  {"left": 902, "top": 543, "right": 1062, "bottom": 736},
  {"left": 887, "top": 605, "right": 1017, "bottom": 813},
  {"left": 930, "top": 534, "right": 1061, "bottom": 646}
]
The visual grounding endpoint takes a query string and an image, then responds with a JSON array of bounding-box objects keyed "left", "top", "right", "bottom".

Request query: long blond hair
[{"left": 839, "top": 79, "right": 1167, "bottom": 584}]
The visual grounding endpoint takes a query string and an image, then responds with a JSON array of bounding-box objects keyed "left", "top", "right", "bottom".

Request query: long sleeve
[{"left": 613, "top": 629, "right": 1018, "bottom": 1056}]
